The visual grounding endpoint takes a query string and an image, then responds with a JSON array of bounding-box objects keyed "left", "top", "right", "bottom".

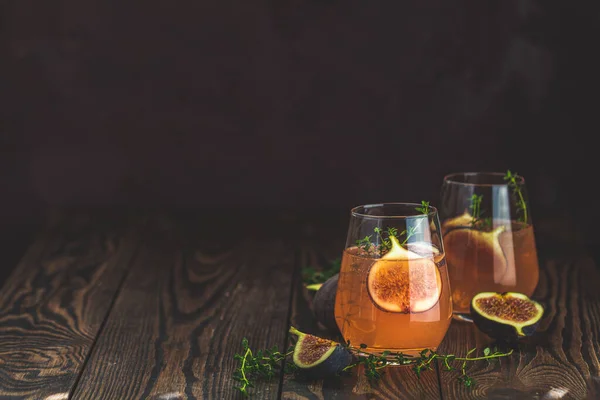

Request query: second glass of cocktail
[
  {"left": 439, "top": 171, "right": 540, "bottom": 322},
  {"left": 334, "top": 202, "right": 452, "bottom": 357}
]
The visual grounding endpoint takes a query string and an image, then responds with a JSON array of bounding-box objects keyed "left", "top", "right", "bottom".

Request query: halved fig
[
  {"left": 367, "top": 236, "right": 442, "bottom": 313},
  {"left": 471, "top": 292, "right": 544, "bottom": 341},
  {"left": 443, "top": 225, "right": 514, "bottom": 285},
  {"left": 289, "top": 326, "right": 352, "bottom": 377},
  {"left": 441, "top": 211, "right": 473, "bottom": 235}
]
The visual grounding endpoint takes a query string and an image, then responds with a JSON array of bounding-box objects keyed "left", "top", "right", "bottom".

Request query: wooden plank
[
  {"left": 280, "top": 239, "right": 443, "bottom": 400},
  {"left": 0, "top": 210, "right": 140, "bottom": 399},
  {"left": 436, "top": 254, "right": 600, "bottom": 399},
  {"left": 71, "top": 213, "right": 297, "bottom": 399}
]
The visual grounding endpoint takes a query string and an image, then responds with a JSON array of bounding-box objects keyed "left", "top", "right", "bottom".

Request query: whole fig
[{"left": 311, "top": 273, "right": 340, "bottom": 335}]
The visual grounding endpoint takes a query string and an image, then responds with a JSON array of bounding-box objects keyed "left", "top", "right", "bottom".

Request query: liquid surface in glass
[{"left": 334, "top": 245, "right": 452, "bottom": 355}]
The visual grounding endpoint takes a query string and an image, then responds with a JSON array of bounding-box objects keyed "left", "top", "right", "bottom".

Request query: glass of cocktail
[
  {"left": 334, "top": 202, "right": 452, "bottom": 357},
  {"left": 439, "top": 171, "right": 540, "bottom": 322}
]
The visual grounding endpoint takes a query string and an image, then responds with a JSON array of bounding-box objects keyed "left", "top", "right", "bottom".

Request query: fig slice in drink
[
  {"left": 443, "top": 225, "right": 515, "bottom": 286},
  {"left": 367, "top": 236, "right": 442, "bottom": 313},
  {"left": 441, "top": 210, "right": 473, "bottom": 235}
]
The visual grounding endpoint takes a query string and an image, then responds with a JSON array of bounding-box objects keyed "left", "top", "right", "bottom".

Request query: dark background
[{"left": 1, "top": 1, "right": 599, "bottom": 279}]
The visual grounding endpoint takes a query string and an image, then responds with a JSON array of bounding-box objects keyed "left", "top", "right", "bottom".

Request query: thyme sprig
[
  {"left": 303, "top": 201, "right": 432, "bottom": 285},
  {"left": 469, "top": 194, "right": 483, "bottom": 223},
  {"left": 302, "top": 257, "right": 341, "bottom": 286},
  {"left": 233, "top": 336, "right": 513, "bottom": 396},
  {"left": 356, "top": 201, "right": 431, "bottom": 254},
  {"left": 232, "top": 338, "right": 296, "bottom": 396},
  {"left": 343, "top": 344, "right": 512, "bottom": 388},
  {"left": 504, "top": 170, "right": 528, "bottom": 224},
  {"left": 468, "top": 194, "right": 492, "bottom": 230},
  {"left": 415, "top": 200, "right": 430, "bottom": 215}
]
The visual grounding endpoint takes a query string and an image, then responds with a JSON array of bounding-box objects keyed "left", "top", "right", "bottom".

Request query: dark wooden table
[{"left": 0, "top": 208, "right": 599, "bottom": 400}]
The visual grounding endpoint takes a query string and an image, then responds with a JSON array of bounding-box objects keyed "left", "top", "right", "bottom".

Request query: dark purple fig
[
  {"left": 311, "top": 273, "right": 340, "bottom": 335},
  {"left": 471, "top": 291, "right": 544, "bottom": 342},
  {"left": 289, "top": 326, "right": 352, "bottom": 378}
]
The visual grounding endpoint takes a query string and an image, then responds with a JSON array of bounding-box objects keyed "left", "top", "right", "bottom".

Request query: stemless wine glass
[
  {"left": 334, "top": 203, "right": 452, "bottom": 357},
  {"left": 439, "top": 172, "right": 540, "bottom": 322}
]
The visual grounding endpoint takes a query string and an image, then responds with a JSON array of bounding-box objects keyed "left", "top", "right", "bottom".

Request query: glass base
[
  {"left": 351, "top": 346, "right": 437, "bottom": 361},
  {"left": 452, "top": 312, "right": 474, "bottom": 323}
]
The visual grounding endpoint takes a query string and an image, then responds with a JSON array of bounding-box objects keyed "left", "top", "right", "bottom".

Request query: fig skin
[
  {"left": 295, "top": 345, "right": 352, "bottom": 379},
  {"left": 470, "top": 292, "right": 544, "bottom": 343},
  {"left": 289, "top": 327, "right": 352, "bottom": 378},
  {"left": 311, "top": 273, "right": 341, "bottom": 335}
]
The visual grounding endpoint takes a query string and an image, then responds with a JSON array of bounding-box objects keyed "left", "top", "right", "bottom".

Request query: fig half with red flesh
[
  {"left": 367, "top": 236, "right": 442, "bottom": 313},
  {"left": 471, "top": 292, "right": 544, "bottom": 341}
]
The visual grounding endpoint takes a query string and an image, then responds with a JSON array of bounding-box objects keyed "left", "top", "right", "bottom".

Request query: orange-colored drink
[
  {"left": 442, "top": 219, "right": 540, "bottom": 314},
  {"left": 439, "top": 171, "right": 541, "bottom": 321},
  {"left": 334, "top": 244, "right": 452, "bottom": 355}
]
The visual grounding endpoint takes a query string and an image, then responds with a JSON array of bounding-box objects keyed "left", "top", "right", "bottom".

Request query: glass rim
[
  {"left": 443, "top": 171, "right": 525, "bottom": 187},
  {"left": 350, "top": 202, "right": 438, "bottom": 220}
]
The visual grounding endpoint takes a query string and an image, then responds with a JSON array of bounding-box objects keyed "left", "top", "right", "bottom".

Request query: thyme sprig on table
[
  {"left": 232, "top": 338, "right": 296, "bottom": 396},
  {"left": 233, "top": 336, "right": 513, "bottom": 396},
  {"left": 301, "top": 257, "right": 341, "bottom": 286},
  {"left": 344, "top": 343, "right": 512, "bottom": 387}
]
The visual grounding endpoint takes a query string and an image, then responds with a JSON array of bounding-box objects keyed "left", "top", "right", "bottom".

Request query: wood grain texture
[
  {"left": 280, "top": 240, "right": 443, "bottom": 400},
  {"left": 0, "top": 210, "right": 139, "bottom": 399},
  {"left": 71, "top": 214, "right": 297, "bottom": 400},
  {"left": 2, "top": 210, "right": 598, "bottom": 399},
  {"left": 436, "top": 254, "right": 600, "bottom": 400}
]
